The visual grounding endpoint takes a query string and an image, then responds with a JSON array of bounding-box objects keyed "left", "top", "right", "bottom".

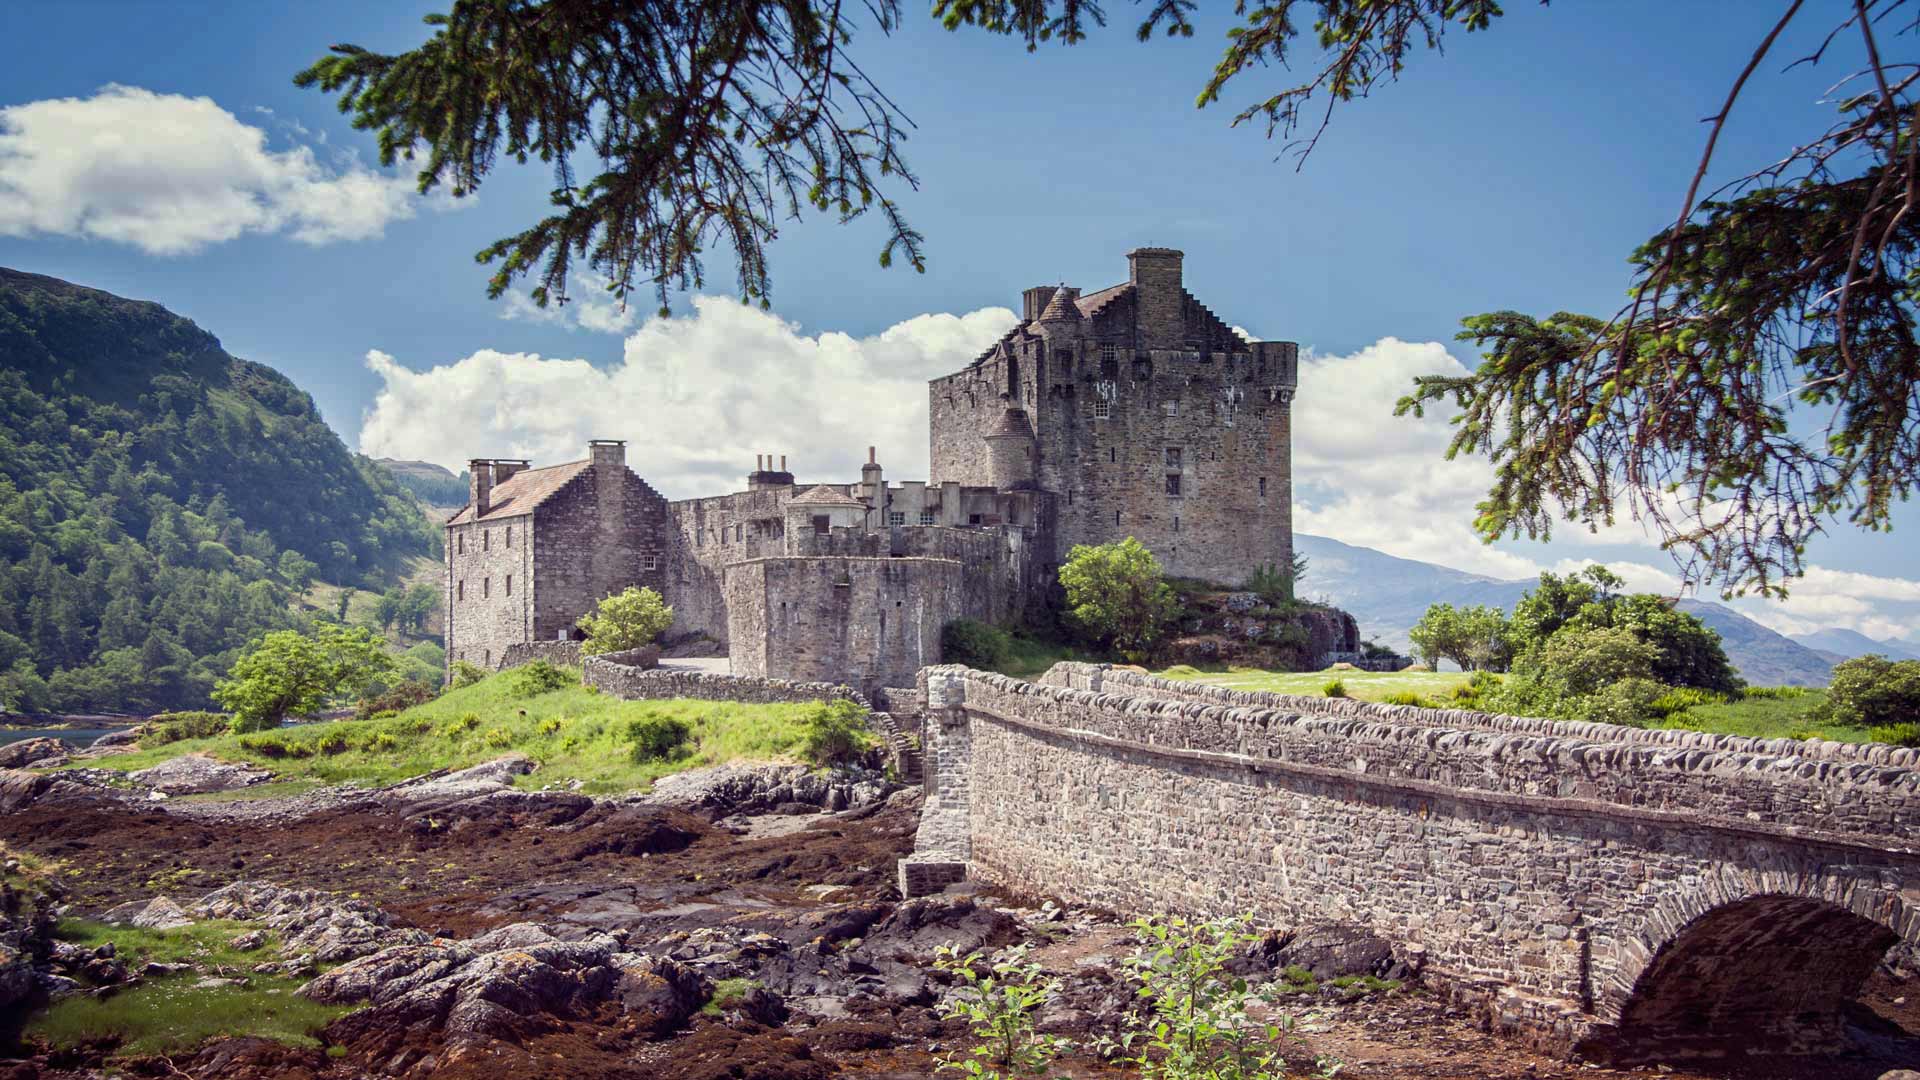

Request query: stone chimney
[
  {"left": 860, "top": 446, "right": 884, "bottom": 507},
  {"left": 468, "top": 459, "right": 493, "bottom": 517},
  {"left": 1022, "top": 286, "right": 1058, "bottom": 323},
  {"left": 1128, "top": 247, "right": 1185, "bottom": 351},
  {"left": 589, "top": 440, "right": 626, "bottom": 523},
  {"left": 749, "top": 451, "right": 795, "bottom": 491},
  {"left": 491, "top": 459, "right": 529, "bottom": 484}
]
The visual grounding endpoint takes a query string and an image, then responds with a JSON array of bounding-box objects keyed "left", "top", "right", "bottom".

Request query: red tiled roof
[{"left": 445, "top": 460, "right": 591, "bottom": 525}]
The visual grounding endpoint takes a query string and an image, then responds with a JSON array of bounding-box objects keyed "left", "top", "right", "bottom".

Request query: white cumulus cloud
[
  {"left": 0, "top": 84, "right": 441, "bottom": 254},
  {"left": 498, "top": 271, "right": 644, "bottom": 336},
  {"left": 358, "top": 297, "right": 1018, "bottom": 497}
]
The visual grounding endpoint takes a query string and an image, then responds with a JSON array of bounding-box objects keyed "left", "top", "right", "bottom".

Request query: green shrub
[
  {"left": 508, "top": 659, "right": 575, "bottom": 697},
  {"left": 1322, "top": 679, "right": 1347, "bottom": 699},
  {"left": 1581, "top": 677, "right": 1670, "bottom": 728},
  {"left": 1816, "top": 656, "right": 1920, "bottom": 729},
  {"left": 1868, "top": 722, "right": 1920, "bottom": 748},
  {"left": 1380, "top": 691, "right": 1431, "bottom": 708},
  {"left": 449, "top": 661, "right": 488, "bottom": 689},
  {"left": 701, "top": 977, "right": 765, "bottom": 1018},
  {"left": 941, "top": 618, "right": 1013, "bottom": 668},
  {"left": 362, "top": 731, "right": 400, "bottom": 752},
  {"left": 625, "top": 712, "right": 692, "bottom": 762},
  {"left": 354, "top": 681, "right": 438, "bottom": 721},
  {"left": 800, "top": 699, "right": 876, "bottom": 766},
  {"left": 140, "top": 711, "right": 229, "bottom": 747},
  {"left": 1741, "top": 685, "right": 1810, "bottom": 700},
  {"left": 933, "top": 944, "right": 1065, "bottom": 1078},
  {"left": 538, "top": 717, "right": 564, "bottom": 736},
  {"left": 577, "top": 586, "right": 674, "bottom": 656},
  {"left": 481, "top": 727, "right": 513, "bottom": 749}
]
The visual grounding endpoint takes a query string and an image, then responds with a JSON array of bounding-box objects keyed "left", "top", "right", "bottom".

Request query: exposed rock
[
  {"left": 643, "top": 762, "right": 894, "bottom": 820},
  {"left": 0, "top": 770, "right": 63, "bottom": 813},
  {"left": 129, "top": 753, "right": 270, "bottom": 795},
  {"left": 1237, "top": 922, "right": 1405, "bottom": 982},
  {"left": 379, "top": 755, "right": 537, "bottom": 816},
  {"left": 614, "top": 955, "right": 709, "bottom": 1036},
  {"left": 0, "top": 738, "right": 67, "bottom": 769},
  {"left": 99, "top": 895, "right": 195, "bottom": 930},
  {"left": 192, "top": 879, "right": 427, "bottom": 963},
  {"left": 88, "top": 727, "right": 144, "bottom": 750},
  {"left": 230, "top": 929, "right": 266, "bottom": 951}
]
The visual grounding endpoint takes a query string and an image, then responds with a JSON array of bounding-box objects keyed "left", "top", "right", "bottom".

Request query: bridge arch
[{"left": 1589, "top": 874, "right": 1909, "bottom": 1061}]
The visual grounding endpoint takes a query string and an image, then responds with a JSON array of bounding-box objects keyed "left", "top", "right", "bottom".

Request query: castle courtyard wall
[{"left": 724, "top": 557, "right": 967, "bottom": 689}]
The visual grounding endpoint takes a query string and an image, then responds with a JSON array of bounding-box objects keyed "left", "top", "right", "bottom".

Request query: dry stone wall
[
  {"left": 910, "top": 664, "right": 1920, "bottom": 1058},
  {"left": 582, "top": 653, "right": 865, "bottom": 709},
  {"left": 499, "top": 641, "right": 583, "bottom": 669}
]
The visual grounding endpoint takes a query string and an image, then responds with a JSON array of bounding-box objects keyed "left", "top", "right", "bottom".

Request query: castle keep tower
[{"left": 928, "top": 247, "right": 1299, "bottom": 585}]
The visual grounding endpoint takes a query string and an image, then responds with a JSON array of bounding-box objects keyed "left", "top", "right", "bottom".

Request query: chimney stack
[
  {"left": 780, "top": 454, "right": 787, "bottom": 471},
  {"left": 1127, "top": 247, "right": 1186, "bottom": 351},
  {"left": 468, "top": 458, "right": 493, "bottom": 517}
]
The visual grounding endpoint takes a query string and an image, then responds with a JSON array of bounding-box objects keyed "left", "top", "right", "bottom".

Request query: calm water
[{"left": 0, "top": 726, "right": 126, "bottom": 748}]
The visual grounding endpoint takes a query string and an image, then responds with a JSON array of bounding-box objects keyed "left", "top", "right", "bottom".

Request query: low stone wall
[
  {"left": 918, "top": 663, "right": 1920, "bottom": 1058},
  {"left": 582, "top": 652, "right": 867, "bottom": 710},
  {"left": 1043, "top": 662, "right": 1920, "bottom": 768},
  {"left": 498, "top": 641, "right": 583, "bottom": 670}
]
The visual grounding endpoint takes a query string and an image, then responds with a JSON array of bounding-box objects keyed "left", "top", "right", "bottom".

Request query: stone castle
[{"left": 445, "top": 248, "right": 1300, "bottom": 688}]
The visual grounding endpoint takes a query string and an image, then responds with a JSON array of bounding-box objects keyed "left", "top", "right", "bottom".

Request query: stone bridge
[{"left": 899, "top": 663, "right": 1920, "bottom": 1062}]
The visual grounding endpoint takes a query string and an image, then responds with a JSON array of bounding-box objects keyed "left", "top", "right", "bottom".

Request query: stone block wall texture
[
  {"left": 723, "top": 556, "right": 967, "bottom": 691},
  {"left": 1046, "top": 662, "right": 1919, "bottom": 768},
  {"left": 499, "top": 641, "right": 583, "bottom": 669},
  {"left": 664, "top": 487, "right": 813, "bottom": 644},
  {"left": 531, "top": 470, "right": 670, "bottom": 643},
  {"left": 446, "top": 515, "right": 533, "bottom": 669},
  {"left": 924, "top": 664, "right": 1920, "bottom": 1058}
]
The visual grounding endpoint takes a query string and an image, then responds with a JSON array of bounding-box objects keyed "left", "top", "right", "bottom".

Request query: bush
[
  {"left": 508, "top": 659, "right": 575, "bottom": 697},
  {"left": 449, "top": 661, "right": 488, "bottom": 689},
  {"left": 1868, "top": 722, "right": 1920, "bottom": 748},
  {"left": 577, "top": 586, "right": 674, "bottom": 656},
  {"left": 800, "top": 699, "right": 876, "bottom": 766},
  {"left": 1741, "top": 685, "right": 1810, "bottom": 700},
  {"left": 1815, "top": 655, "right": 1920, "bottom": 729},
  {"left": 1322, "top": 679, "right": 1347, "bottom": 699},
  {"left": 1580, "top": 677, "right": 1669, "bottom": 728},
  {"left": 933, "top": 944, "right": 1065, "bottom": 1078},
  {"left": 1646, "top": 685, "right": 1733, "bottom": 719},
  {"left": 625, "top": 712, "right": 692, "bottom": 762},
  {"left": 1380, "top": 691, "right": 1432, "bottom": 708},
  {"left": 362, "top": 731, "right": 400, "bottom": 752},
  {"left": 941, "top": 618, "right": 1013, "bottom": 668},
  {"left": 354, "top": 681, "right": 438, "bottom": 721},
  {"left": 140, "top": 711, "right": 229, "bottom": 747}
]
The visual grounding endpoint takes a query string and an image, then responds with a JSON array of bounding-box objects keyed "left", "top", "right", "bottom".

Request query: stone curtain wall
[
  {"left": 499, "top": 641, "right": 583, "bottom": 669},
  {"left": 581, "top": 652, "right": 866, "bottom": 709},
  {"left": 723, "top": 556, "right": 967, "bottom": 690},
  {"left": 664, "top": 488, "right": 798, "bottom": 645},
  {"left": 1047, "top": 662, "right": 1920, "bottom": 768},
  {"left": 916, "top": 664, "right": 1920, "bottom": 1056}
]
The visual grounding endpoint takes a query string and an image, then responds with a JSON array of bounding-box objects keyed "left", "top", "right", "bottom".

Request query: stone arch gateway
[{"left": 900, "top": 663, "right": 1920, "bottom": 1062}]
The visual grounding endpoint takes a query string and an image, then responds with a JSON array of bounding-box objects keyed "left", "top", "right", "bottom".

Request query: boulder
[
  {"left": 192, "top": 880, "right": 427, "bottom": 963},
  {"left": 100, "top": 895, "right": 195, "bottom": 930},
  {"left": 129, "top": 753, "right": 270, "bottom": 795},
  {"left": 89, "top": 727, "right": 144, "bottom": 750},
  {"left": 0, "top": 770, "right": 53, "bottom": 813},
  {"left": 0, "top": 737, "right": 67, "bottom": 769}
]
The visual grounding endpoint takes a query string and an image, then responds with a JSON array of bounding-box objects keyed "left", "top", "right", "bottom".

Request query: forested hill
[{"left": 0, "top": 267, "right": 438, "bottom": 714}]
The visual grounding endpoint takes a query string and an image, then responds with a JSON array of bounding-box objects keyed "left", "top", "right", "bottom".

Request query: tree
[
  {"left": 1520, "top": 625, "right": 1659, "bottom": 700},
  {"left": 1059, "top": 537, "right": 1178, "bottom": 660},
  {"left": 1409, "top": 602, "right": 1511, "bottom": 672},
  {"left": 1816, "top": 654, "right": 1920, "bottom": 728},
  {"left": 576, "top": 586, "right": 675, "bottom": 656},
  {"left": 212, "top": 623, "right": 395, "bottom": 733}
]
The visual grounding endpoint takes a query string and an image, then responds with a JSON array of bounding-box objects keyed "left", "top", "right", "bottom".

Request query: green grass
[
  {"left": 65, "top": 668, "right": 852, "bottom": 796},
  {"left": 985, "top": 632, "right": 1103, "bottom": 681},
  {"left": 1158, "top": 666, "right": 1474, "bottom": 702},
  {"left": 23, "top": 920, "right": 351, "bottom": 1057},
  {"left": 1652, "top": 688, "right": 1875, "bottom": 742},
  {"left": 700, "top": 977, "right": 763, "bottom": 1017}
]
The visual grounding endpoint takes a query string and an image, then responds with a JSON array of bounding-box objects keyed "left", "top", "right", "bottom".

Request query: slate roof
[
  {"left": 1038, "top": 286, "right": 1082, "bottom": 321},
  {"left": 446, "top": 460, "right": 591, "bottom": 525},
  {"left": 987, "top": 408, "right": 1035, "bottom": 439},
  {"left": 787, "top": 485, "right": 867, "bottom": 507}
]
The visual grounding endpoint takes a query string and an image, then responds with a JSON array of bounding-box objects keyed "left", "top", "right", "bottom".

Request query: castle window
[
  {"left": 1174, "top": 516, "right": 1180, "bottom": 532},
  {"left": 483, "top": 529, "right": 490, "bottom": 551},
  {"left": 483, "top": 648, "right": 490, "bottom": 667},
  {"left": 483, "top": 577, "right": 490, "bottom": 599},
  {"left": 1093, "top": 401, "right": 1110, "bottom": 420},
  {"left": 1165, "top": 447, "right": 1182, "bottom": 468},
  {"left": 812, "top": 515, "right": 831, "bottom": 535},
  {"left": 919, "top": 510, "right": 936, "bottom": 526},
  {"left": 968, "top": 514, "right": 983, "bottom": 526},
  {"left": 1100, "top": 343, "right": 1118, "bottom": 364},
  {"left": 458, "top": 533, "right": 465, "bottom": 554},
  {"left": 888, "top": 511, "right": 905, "bottom": 527},
  {"left": 1108, "top": 447, "right": 1116, "bottom": 464},
  {"left": 1259, "top": 477, "right": 1267, "bottom": 498},
  {"left": 1163, "top": 402, "right": 1179, "bottom": 418},
  {"left": 505, "top": 574, "right": 512, "bottom": 596},
  {"left": 1114, "top": 510, "right": 1121, "bottom": 526},
  {"left": 506, "top": 525, "right": 513, "bottom": 548},
  {"left": 644, "top": 554, "right": 659, "bottom": 570},
  {"left": 457, "top": 579, "right": 464, "bottom": 601},
  {"left": 1166, "top": 473, "right": 1182, "bottom": 496}
]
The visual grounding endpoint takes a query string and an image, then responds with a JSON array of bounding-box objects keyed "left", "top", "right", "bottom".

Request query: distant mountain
[
  {"left": 1791, "top": 627, "right": 1920, "bottom": 662},
  {"left": 1294, "top": 533, "right": 1836, "bottom": 687},
  {"left": 372, "top": 457, "right": 469, "bottom": 507}
]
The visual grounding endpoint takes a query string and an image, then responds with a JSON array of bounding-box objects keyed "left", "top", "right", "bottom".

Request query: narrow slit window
[
  {"left": 505, "top": 574, "right": 512, "bottom": 596},
  {"left": 482, "top": 577, "right": 490, "bottom": 599}
]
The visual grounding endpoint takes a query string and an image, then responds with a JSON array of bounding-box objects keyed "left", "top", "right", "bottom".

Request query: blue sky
[{"left": 4, "top": 0, "right": 1918, "bottom": 641}]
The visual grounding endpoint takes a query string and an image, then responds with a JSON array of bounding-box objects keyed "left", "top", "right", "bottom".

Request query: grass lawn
[
  {"left": 19, "top": 920, "right": 352, "bottom": 1057},
  {"left": 1151, "top": 665, "right": 1873, "bottom": 744},
  {"left": 69, "top": 667, "right": 863, "bottom": 796}
]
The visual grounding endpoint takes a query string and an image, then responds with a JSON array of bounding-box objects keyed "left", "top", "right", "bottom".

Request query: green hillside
[{"left": 0, "top": 268, "right": 439, "bottom": 714}]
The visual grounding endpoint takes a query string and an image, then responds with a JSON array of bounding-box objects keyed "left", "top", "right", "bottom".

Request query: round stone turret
[{"left": 983, "top": 408, "right": 1036, "bottom": 490}]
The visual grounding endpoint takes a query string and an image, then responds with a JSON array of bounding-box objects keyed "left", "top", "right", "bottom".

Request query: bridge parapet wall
[
  {"left": 1043, "top": 662, "right": 1920, "bottom": 769},
  {"left": 921, "top": 664, "right": 1920, "bottom": 1057}
]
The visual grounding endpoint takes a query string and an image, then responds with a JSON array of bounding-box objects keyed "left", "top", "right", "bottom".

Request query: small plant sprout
[{"left": 932, "top": 942, "right": 1069, "bottom": 1079}]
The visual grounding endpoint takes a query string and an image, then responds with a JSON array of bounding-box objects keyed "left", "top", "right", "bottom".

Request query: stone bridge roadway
[{"left": 899, "top": 663, "right": 1920, "bottom": 1063}]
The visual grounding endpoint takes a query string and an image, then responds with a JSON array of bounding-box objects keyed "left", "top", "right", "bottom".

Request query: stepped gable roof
[
  {"left": 787, "top": 485, "right": 867, "bottom": 507},
  {"left": 986, "top": 408, "right": 1035, "bottom": 439},
  {"left": 1074, "top": 281, "right": 1131, "bottom": 318},
  {"left": 447, "top": 460, "right": 592, "bottom": 525},
  {"left": 1038, "top": 285, "right": 1082, "bottom": 321}
]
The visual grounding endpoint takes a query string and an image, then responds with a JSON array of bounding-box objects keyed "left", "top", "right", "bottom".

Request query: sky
[{"left": 3, "top": 0, "right": 1918, "bottom": 644}]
